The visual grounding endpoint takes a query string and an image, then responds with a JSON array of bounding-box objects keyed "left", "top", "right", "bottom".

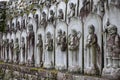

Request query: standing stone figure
[
  {"left": 68, "top": 29, "right": 81, "bottom": 72},
  {"left": 35, "top": 14, "right": 39, "bottom": 29},
  {"left": 14, "top": 38, "right": 20, "bottom": 64},
  {"left": 20, "top": 37, "right": 25, "bottom": 64},
  {"left": 36, "top": 34, "right": 43, "bottom": 67},
  {"left": 61, "top": 31, "right": 67, "bottom": 51},
  {"left": 27, "top": 24, "right": 35, "bottom": 66},
  {"left": 40, "top": 12, "right": 47, "bottom": 29},
  {"left": 44, "top": 32, "right": 53, "bottom": 68},
  {"left": 68, "top": 2, "right": 75, "bottom": 22},
  {"left": 9, "top": 39, "right": 14, "bottom": 62},
  {"left": 48, "top": 10, "right": 55, "bottom": 24},
  {"left": 106, "top": 25, "right": 120, "bottom": 68},
  {"left": 85, "top": 25, "right": 100, "bottom": 75},
  {"left": 1, "top": 40, "right": 5, "bottom": 60},
  {"left": 58, "top": 9, "right": 64, "bottom": 20},
  {"left": 5, "top": 39, "right": 9, "bottom": 62},
  {"left": 56, "top": 29, "right": 67, "bottom": 70}
]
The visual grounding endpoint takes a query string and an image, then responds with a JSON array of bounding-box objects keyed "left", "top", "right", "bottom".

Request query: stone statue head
[
  {"left": 50, "top": 10, "right": 54, "bottom": 16},
  {"left": 69, "top": 2, "right": 75, "bottom": 9},
  {"left": 88, "top": 25, "right": 95, "bottom": 34},
  {"left": 71, "top": 29, "right": 77, "bottom": 37},
  {"left": 46, "top": 31, "right": 51, "bottom": 38},
  {"left": 28, "top": 24, "right": 33, "bottom": 32},
  {"left": 59, "top": 9, "right": 63, "bottom": 14},
  {"left": 42, "top": 11, "right": 46, "bottom": 19},
  {"left": 108, "top": 25, "right": 117, "bottom": 35},
  {"left": 38, "top": 34, "right": 42, "bottom": 40},
  {"left": 57, "top": 29, "right": 62, "bottom": 36},
  {"left": 46, "top": 0, "right": 51, "bottom": 7}
]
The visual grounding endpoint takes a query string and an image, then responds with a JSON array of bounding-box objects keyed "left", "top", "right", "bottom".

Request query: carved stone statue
[
  {"left": 1, "top": 39, "right": 5, "bottom": 60},
  {"left": 21, "top": 19, "right": 26, "bottom": 30},
  {"left": 9, "top": 39, "right": 14, "bottom": 62},
  {"left": 48, "top": 10, "right": 55, "bottom": 24},
  {"left": 85, "top": 25, "right": 100, "bottom": 75},
  {"left": 5, "top": 39, "right": 9, "bottom": 62},
  {"left": 14, "top": 38, "right": 20, "bottom": 64},
  {"left": 56, "top": 29, "right": 62, "bottom": 46},
  {"left": 40, "top": 12, "right": 47, "bottom": 29},
  {"left": 61, "top": 31, "right": 67, "bottom": 51},
  {"left": 102, "top": 25, "right": 120, "bottom": 80},
  {"left": 36, "top": 34, "right": 43, "bottom": 67},
  {"left": 68, "top": 29, "right": 81, "bottom": 72},
  {"left": 45, "top": 0, "right": 51, "bottom": 8},
  {"left": 106, "top": 25, "right": 120, "bottom": 68},
  {"left": 69, "top": 29, "right": 80, "bottom": 51},
  {"left": 68, "top": 2, "right": 75, "bottom": 22},
  {"left": 34, "top": 14, "right": 39, "bottom": 29},
  {"left": 58, "top": 9, "right": 64, "bottom": 20},
  {"left": 20, "top": 37, "right": 25, "bottom": 64},
  {"left": 17, "top": 21, "right": 20, "bottom": 30},
  {"left": 44, "top": 31, "right": 53, "bottom": 68},
  {"left": 27, "top": 24, "right": 35, "bottom": 66},
  {"left": 56, "top": 29, "right": 67, "bottom": 70}
]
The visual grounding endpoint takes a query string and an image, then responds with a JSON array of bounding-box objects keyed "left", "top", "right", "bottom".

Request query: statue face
[
  {"left": 88, "top": 25, "right": 95, "bottom": 34},
  {"left": 69, "top": 3, "right": 74, "bottom": 9},
  {"left": 46, "top": 32, "right": 51, "bottom": 38},
  {"left": 50, "top": 10, "right": 54, "bottom": 15},
  {"left": 109, "top": 25, "right": 117, "bottom": 35},
  {"left": 71, "top": 29, "right": 77, "bottom": 37},
  {"left": 59, "top": 9, "right": 63, "bottom": 14},
  {"left": 29, "top": 25, "right": 33, "bottom": 32},
  {"left": 57, "top": 29, "right": 62, "bottom": 36},
  {"left": 42, "top": 12, "right": 46, "bottom": 19},
  {"left": 38, "top": 34, "right": 42, "bottom": 40}
]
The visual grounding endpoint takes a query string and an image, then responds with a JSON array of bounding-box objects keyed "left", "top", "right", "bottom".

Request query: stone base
[
  {"left": 68, "top": 66, "right": 81, "bottom": 73},
  {"left": 102, "top": 67, "right": 120, "bottom": 80},
  {"left": 44, "top": 63, "right": 54, "bottom": 69},
  {"left": 84, "top": 67, "right": 100, "bottom": 75},
  {"left": 55, "top": 65, "right": 67, "bottom": 71}
]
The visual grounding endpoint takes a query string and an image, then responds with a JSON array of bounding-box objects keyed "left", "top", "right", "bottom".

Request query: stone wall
[
  {"left": 0, "top": 0, "right": 120, "bottom": 80},
  {"left": 0, "top": 63, "right": 109, "bottom": 80}
]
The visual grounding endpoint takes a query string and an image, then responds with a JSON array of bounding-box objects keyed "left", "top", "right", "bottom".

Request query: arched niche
[
  {"left": 84, "top": 13, "right": 102, "bottom": 75},
  {"left": 55, "top": 21, "right": 68, "bottom": 70},
  {"left": 68, "top": 17, "right": 83, "bottom": 72},
  {"left": 44, "top": 23, "right": 55, "bottom": 69}
]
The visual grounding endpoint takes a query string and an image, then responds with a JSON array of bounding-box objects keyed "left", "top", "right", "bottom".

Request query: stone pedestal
[{"left": 102, "top": 67, "right": 120, "bottom": 80}]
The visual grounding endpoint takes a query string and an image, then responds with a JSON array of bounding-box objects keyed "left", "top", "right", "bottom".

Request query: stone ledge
[{"left": 0, "top": 62, "right": 109, "bottom": 80}]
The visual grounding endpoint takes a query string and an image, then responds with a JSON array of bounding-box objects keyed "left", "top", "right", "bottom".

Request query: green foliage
[{"left": 64, "top": 0, "right": 68, "bottom": 3}]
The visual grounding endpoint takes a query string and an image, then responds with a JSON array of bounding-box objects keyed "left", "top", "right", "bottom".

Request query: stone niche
[{"left": 1, "top": 0, "right": 120, "bottom": 80}]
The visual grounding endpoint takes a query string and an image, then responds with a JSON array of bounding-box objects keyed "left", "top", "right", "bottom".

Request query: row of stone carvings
[{"left": 1, "top": 0, "right": 120, "bottom": 78}]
